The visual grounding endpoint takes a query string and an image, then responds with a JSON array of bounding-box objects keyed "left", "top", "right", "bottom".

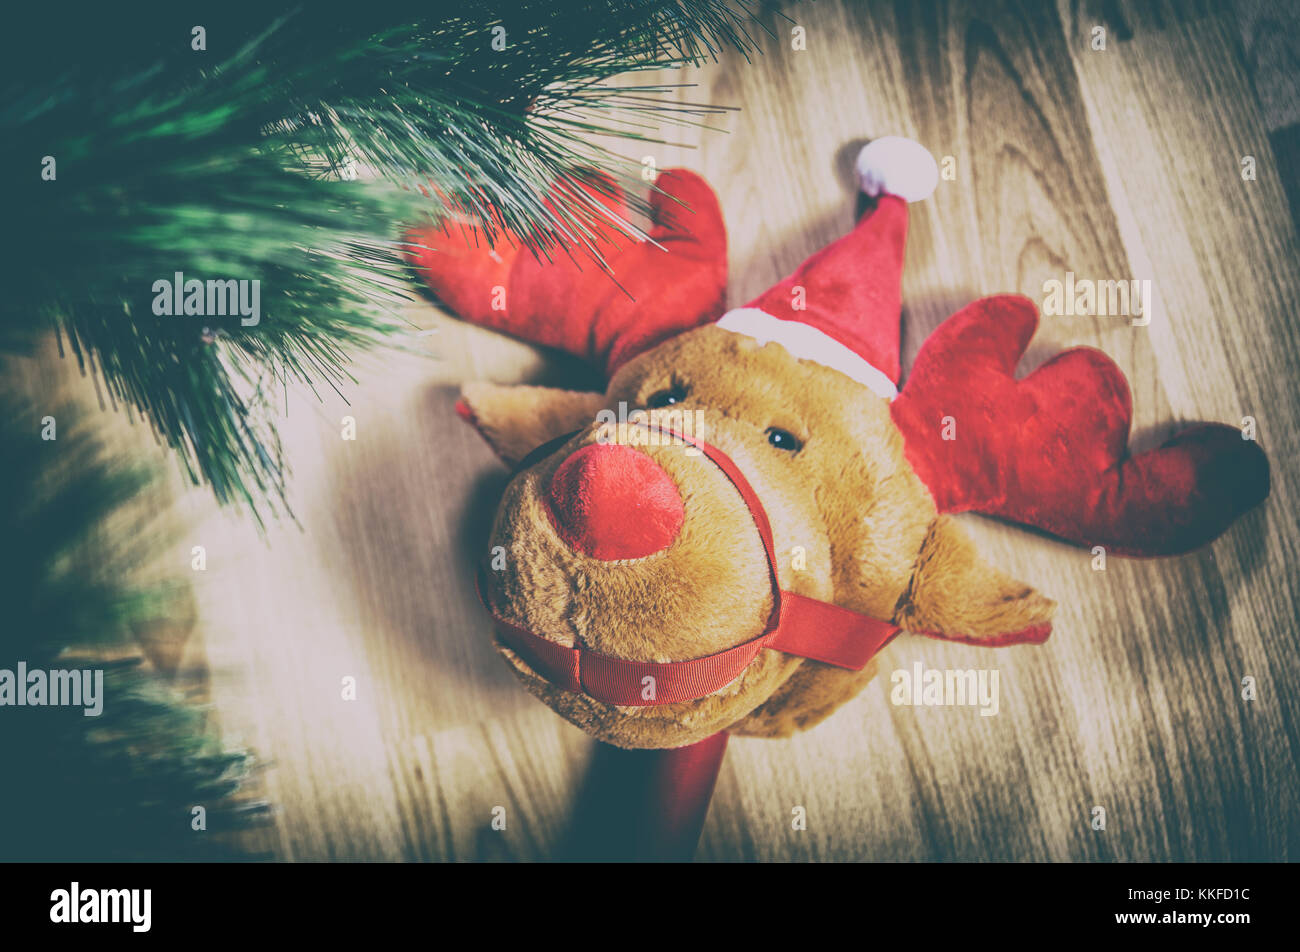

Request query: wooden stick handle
[{"left": 560, "top": 731, "right": 729, "bottom": 862}]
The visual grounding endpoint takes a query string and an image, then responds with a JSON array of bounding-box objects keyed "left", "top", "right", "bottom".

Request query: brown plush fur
[{"left": 465, "top": 325, "right": 1055, "bottom": 748}]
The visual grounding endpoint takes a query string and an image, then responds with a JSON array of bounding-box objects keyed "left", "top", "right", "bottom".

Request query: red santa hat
[{"left": 715, "top": 136, "right": 939, "bottom": 399}]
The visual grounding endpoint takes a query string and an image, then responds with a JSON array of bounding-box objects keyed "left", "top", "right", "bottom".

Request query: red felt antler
[
  {"left": 889, "top": 295, "right": 1270, "bottom": 557},
  {"left": 404, "top": 169, "right": 728, "bottom": 378}
]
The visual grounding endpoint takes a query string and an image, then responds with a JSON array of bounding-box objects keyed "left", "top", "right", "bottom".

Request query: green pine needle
[
  {"left": 0, "top": 393, "right": 261, "bottom": 861},
  {"left": 1, "top": 2, "right": 773, "bottom": 521}
]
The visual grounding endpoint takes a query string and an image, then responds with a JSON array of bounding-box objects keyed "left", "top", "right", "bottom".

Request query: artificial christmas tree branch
[
  {"left": 0, "top": 390, "right": 264, "bottom": 861},
  {"left": 0, "top": 2, "right": 771, "bottom": 522}
]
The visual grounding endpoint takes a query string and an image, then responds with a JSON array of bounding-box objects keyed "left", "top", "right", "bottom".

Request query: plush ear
[
  {"left": 456, "top": 382, "right": 605, "bottom": 468},
  {"left": 894, "top": 516, "right": 1055, "bottom": 646}
]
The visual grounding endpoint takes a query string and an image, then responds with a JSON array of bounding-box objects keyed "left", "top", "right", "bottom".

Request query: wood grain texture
[{"left": 29, "top": 0, "right": 1297, "bottom": 861}]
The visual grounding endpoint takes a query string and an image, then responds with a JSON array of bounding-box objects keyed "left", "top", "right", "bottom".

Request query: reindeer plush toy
[{"left": 406, "top": 137, "right": 1269, "bottom": 860}]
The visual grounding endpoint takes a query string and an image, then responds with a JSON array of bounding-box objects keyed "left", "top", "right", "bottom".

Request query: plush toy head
[{"left": 407, "top": 138, "right": 1269, "bottom": 751}]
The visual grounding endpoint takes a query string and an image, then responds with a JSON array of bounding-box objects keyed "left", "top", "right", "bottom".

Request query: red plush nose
[{"left": 546, "top": 444, "right": 685, "bottom": 560}]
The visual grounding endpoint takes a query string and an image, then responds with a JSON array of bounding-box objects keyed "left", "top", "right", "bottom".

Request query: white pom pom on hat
[{"left": 855, "top": 135, "right": 939, "bottom": 203}]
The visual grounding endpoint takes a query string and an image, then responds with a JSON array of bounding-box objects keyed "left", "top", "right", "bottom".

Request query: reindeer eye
[
  {"left": 766, "top": 427, "right": 802, "bottom": 452},
  {"left": 646, "top": 385, "right": 686, "bottom": 408}
]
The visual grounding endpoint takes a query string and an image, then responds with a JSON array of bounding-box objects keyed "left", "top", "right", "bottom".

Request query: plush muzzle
[{"left": 478, "top": 423, "right": 906, "bottom": 707}]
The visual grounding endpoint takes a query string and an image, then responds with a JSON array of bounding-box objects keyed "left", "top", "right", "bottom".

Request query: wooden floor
[{"left": 42, "top": 0, "right": 1300, "bottom": 861}]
